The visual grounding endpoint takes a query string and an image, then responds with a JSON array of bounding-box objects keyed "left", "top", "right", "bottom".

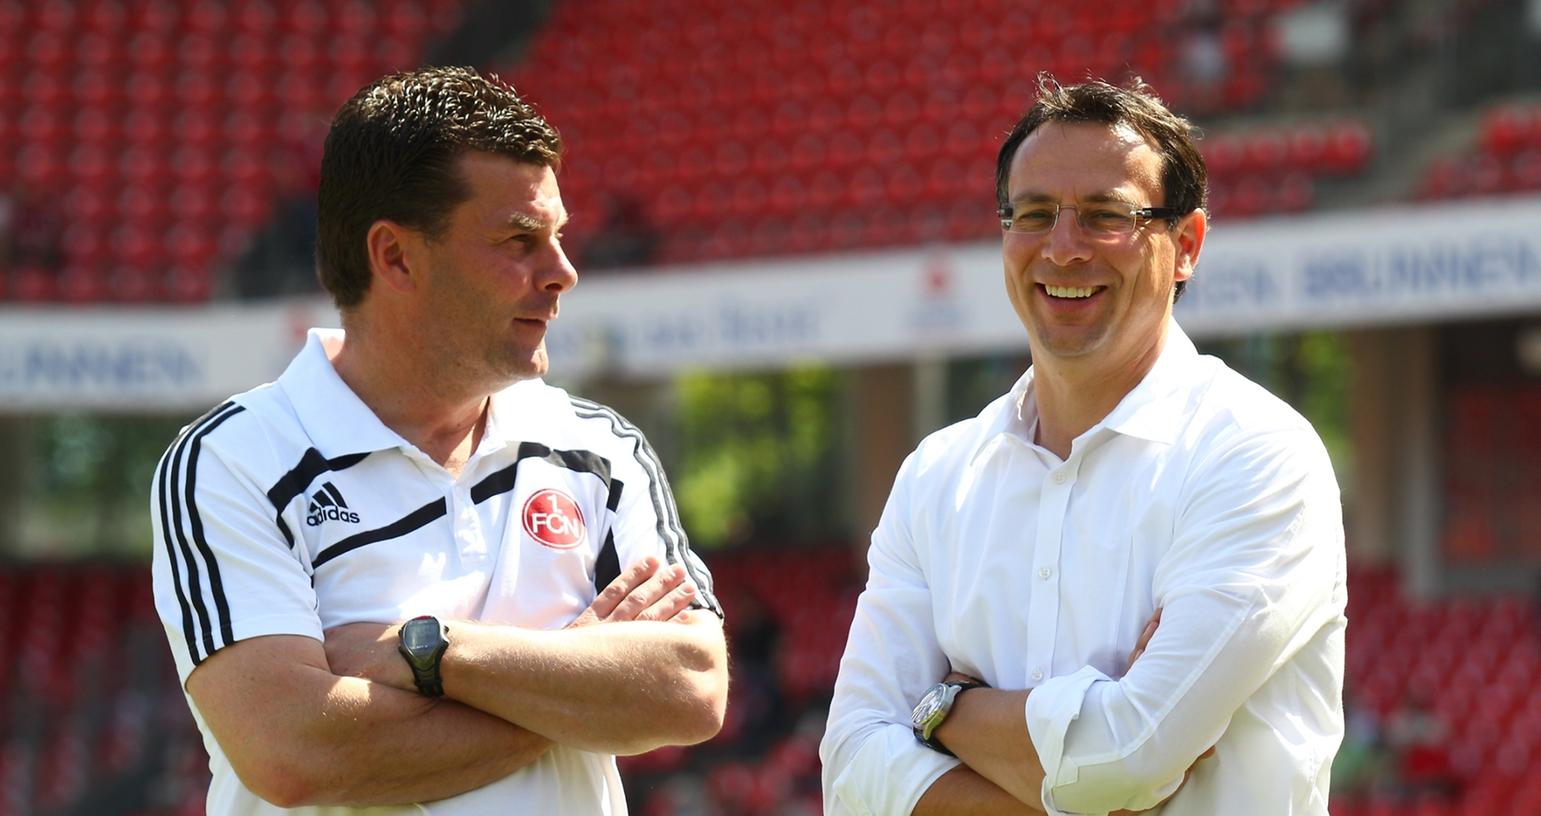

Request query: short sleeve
[
  {"left": 602, "top": 417, "right": 722, "bottom": 618},
  {"left": 149, "top": 404, "right": 323, "bottom": 686}
]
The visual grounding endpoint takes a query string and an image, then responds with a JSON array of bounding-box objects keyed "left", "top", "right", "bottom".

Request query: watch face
[
  {"left": 911, "top": 686, "right": 944, "bottom": 728},
  {"left": 402, "top": 618, "right": 441, "bottom": 652}
]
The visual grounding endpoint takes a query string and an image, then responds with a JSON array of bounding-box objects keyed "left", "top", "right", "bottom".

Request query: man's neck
[
  {"left": 329, "top": 325, "right": 492, "bottom": 475},
  {"left": 1029, "top": 335, "right": 1166, "bottom": 460}
]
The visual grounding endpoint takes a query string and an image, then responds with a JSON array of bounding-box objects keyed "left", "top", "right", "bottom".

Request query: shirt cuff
[
  {"left": 1026, "top": 665, "right": 1109, "bottom": 814},
  {"left": 828, "top": 723, "right": 959, "bottom": 816}
]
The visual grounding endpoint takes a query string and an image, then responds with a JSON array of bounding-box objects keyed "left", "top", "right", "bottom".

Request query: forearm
[
  {"left": 443, "top": 616, "right": 728, "bottom": 754},
  {"left": 913, "top": 766, "right": 1043, "bottom": 815},
  {"left": 932, "top": 689, "right": 1045, "bottom": 808},
  {"left": 189, "top": 636, "right": 551, "bottom": 809},
  {"left": 280, "top": 672, "right": 551, "bottom": 806}
]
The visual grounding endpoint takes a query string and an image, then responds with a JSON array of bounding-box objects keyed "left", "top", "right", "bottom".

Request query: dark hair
[
  {"left": 995, "top": 74, "right": 1206, "bottom": 301},
  {"left": 316, "top": 66, "right": 563, "bottom": 309}
]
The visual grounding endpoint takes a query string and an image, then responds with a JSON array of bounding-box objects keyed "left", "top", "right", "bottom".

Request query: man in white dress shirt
[{"left": 820, "top": 75, "right": 1347, "bottom": 815}]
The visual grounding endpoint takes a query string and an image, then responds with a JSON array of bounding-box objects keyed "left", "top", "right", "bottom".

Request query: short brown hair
[
  {"left": 316, "top": 67, "right": 563, "bottom": 309},
  {"left": 995, "top": 75, "right": 1206, "bottom": 301}
]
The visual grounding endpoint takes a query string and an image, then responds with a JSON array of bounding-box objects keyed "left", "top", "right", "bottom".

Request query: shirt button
[
  {"left": 1039, "top": 567, "right": 1052, "bottom": 580},
  {"left": 1032, "top": 669, "right": 1044, "bottom": 682},
  {"left": 1053, "top": 472, "right": 1067, "bottom": 484}
]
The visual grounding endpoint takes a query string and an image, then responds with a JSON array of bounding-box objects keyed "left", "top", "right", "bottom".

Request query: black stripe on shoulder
[
  {"left": 568, "top": 397, "right": 722, "bottom": 617},
  {"left": 469, "top": 441, "right": 614, "bottom": 505},
  {"left": 594, "top": 528, "right": 621, "bottom": 594},
  {"left": 266, "top": 450, "right": 371, "bottom": 549},
  {"left": 158, "top": 401, "right": 244, "bottom": 666},
  {"left": 312, "top": 497, "right": 448, "bottom": 570}
]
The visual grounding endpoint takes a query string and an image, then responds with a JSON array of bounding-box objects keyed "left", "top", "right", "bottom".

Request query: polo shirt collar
[
  {"left": 481, "top": 377, "right": 563, "bottom": 455},
  {"left": 279, "top": 329, "right": 413, "bottom": 458}
]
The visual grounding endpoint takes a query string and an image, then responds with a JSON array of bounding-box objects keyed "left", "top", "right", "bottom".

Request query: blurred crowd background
[{"left": 3, "top": 0, "right": 1541, "bottom": 814}]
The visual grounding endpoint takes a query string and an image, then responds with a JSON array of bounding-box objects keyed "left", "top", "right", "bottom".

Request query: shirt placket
[
  {"left": 450, "top": 477, "right": 487, "bottom": 566},
  {"left": 1026, "top": 456, "right": 1078, "bottom": 687}
]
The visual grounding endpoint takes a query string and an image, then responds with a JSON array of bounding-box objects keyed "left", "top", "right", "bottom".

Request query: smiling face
[
  {"left": 1002, "top": 121, "right": 1204, "bottom": 377},
  {"left": 414, "top": 152, "right": 577, "bottom": 388}
]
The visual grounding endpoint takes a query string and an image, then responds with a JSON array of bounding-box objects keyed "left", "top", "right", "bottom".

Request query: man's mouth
[{"left": 1041, "top": 284, "right": 1103, "bottom": 299}]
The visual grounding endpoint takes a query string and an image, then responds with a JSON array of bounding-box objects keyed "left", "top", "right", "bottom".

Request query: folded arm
[
  {"left": 186, "top": 634, "right": 550, "bottom": 809},
  {"left": 327, "top": 556, "right": 728, "bottom": 756},
  {"left": 1023, "top": 431, "right": 1343, "bottom": 813}
]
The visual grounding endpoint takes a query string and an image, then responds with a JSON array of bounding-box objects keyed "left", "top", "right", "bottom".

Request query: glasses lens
[
  {"left": 1008, "top": 207, "right": 1058, "bottom": 233},
  {"left": 1080, "top": 208, "right": 1138, "bottom": 235}
]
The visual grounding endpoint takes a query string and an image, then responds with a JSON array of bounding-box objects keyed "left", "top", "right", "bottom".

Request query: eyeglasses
[{"left": 998, "top": 202, "right": 1182, "bottom": 237}]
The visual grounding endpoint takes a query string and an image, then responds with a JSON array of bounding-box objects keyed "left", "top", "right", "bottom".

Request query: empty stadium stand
[
  {"left": 1418, "top": 99, "right": 1541, "bottom": 200},
  {"left": 0, "top": 0, "right": 463, "bottom": 304},
  {"left": 504, "top": 0, "right": 1323, "bottom": 268}
]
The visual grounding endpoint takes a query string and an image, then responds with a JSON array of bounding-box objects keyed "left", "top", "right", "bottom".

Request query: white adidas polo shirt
[{"left": 150, "top": 329, "right": 720, "bottom": 816}]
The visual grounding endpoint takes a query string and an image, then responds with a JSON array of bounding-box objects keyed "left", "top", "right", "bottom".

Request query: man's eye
[
  {"left": 1085, "top": 210, "right": 1133, "bottom": 229},
  {"left": 1013, "top": 210, "right": 1056, "bottom": 229}
]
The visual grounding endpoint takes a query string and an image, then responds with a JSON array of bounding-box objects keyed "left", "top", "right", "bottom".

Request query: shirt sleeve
[
  {"left": 149, "top": 405, "right": 323, "bottom": 687},
  {"left": 820, "top": 452, "right": 961, "bottom": 815},
  {"left": 604, "top": 422, "right": 722, "bottom": 618},
  {"left": 1027, "top": 428, "right": 1345, "bottom": 814}
]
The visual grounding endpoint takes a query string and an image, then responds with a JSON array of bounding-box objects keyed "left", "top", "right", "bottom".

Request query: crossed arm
[
  {"left": 913, "top": 613, "right": 1195, "bottom": 815},
  {"left": 186, "top": 556, "right": 726, "bottom": 808}
]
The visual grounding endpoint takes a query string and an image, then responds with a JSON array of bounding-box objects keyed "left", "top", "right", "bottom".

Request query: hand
[
  {"left": 1126, "top": 607, "right": 1162, "bottom": 671},
  {"left": 567, "top": 556, "right": 698, "bottom": 629},
  {"left": 942, "top": 671, "right": 988, "bottom": 688},
  {"left": 323, "top": 621, "right": 416, "bottom": 692}
]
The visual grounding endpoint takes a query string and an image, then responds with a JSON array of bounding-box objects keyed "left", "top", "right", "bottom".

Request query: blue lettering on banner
[
  {"left": 1178, "top": 258, "right": 1280, "bottom": 314},
  {"left": 644, "top": 315, "right": 707, "bottom": 352},
  {"left": 718, "top": 302, "right": 819, "bottom": 348},
  {"left": 0, "top": 339, "right": 202, "bottom": 393},
  {"left": 1303, "top": 237, "right": 1541, "bottom": 302}
]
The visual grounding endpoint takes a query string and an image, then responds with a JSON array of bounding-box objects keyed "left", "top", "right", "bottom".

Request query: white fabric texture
[
  {"left": 150, "top": 329, "right": 719, "bottom": 816},
  {"left": 821, "top": 322, "right": 1346, "bottom": 815}
]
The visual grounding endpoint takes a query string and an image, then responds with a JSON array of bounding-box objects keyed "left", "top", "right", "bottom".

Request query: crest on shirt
[{"left": 522, "top": 488, "right": 586, "bottom": 549}]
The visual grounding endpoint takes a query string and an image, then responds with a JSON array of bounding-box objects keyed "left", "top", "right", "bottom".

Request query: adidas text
[{"left": 307, "top": 506, "right": 360, "bottom": 526}]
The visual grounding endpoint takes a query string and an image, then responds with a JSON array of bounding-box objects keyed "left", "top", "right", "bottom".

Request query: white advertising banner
[
  {"left": 0, "top": 301, "right": 336, "bottom": 412},
  {"left": 2, "top": 197, "right": 1539, "bottom": 411},
  {"left": 547, "top": 197, "right": 1541, "bottom": 377}
]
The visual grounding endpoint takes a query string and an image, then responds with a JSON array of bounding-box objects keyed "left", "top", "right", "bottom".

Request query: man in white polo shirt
[
  {"left": 821, "top": 76, "right": 1346, "bottom": 815},
  {"left": 150, "top": 67, "right": 728, "bottom": 814}
]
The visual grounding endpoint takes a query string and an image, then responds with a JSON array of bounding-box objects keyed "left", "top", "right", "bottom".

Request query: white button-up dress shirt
[{"left": 821, "top": 323, "right": 1346, "bottom": 815}]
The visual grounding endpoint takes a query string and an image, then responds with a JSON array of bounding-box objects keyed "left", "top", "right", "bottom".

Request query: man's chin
[{"left": 497, "top": 350, "right": 549, "bottom": 383}]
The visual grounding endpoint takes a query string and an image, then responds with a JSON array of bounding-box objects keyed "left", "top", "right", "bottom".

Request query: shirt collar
[
  {"left": 970, "top": 319, "right": 1202, "bottom": 464},
  {"left": 278, "top": 328, "right": 413, "bottom": 458},
  {"left": 481, "top": 377, "right": 562, "bottom": 455},
  {"left": 1098, "top": 320, "right": 1201, "bottom": 446}
]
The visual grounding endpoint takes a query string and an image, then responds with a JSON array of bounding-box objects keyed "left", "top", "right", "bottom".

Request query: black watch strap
[
  {"left": 918, "top": 680, "right": 985, "bottom": 756},
  {"left": 409, "top": 663, "right": 444, "bottom": 697}
]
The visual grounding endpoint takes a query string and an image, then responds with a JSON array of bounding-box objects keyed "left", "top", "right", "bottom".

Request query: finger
[
  {"left": 610, "top": 563, "right": 687, "bottom": 621},
  {"left": 589, "top": 557, "right": 661, "bottom": 619},
  {"left": 634, "top": 580, "right": 697, "bottom": 622}
]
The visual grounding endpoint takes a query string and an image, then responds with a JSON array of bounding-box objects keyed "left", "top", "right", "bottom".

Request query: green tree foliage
[{"left": 671, "top": 367, "right": 843, "bottom": 549}]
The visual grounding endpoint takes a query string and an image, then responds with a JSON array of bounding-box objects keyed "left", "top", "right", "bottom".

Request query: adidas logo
[{"left": 305, "top": 481, "right": 360, "bottom": 527}]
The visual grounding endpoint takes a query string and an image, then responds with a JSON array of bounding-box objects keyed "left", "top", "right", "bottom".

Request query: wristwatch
[
  {"left": 397, "top": 615, "right": 450, "bottom": 697},
  {"left": 911, "top": 679, "right": 985, "bottom": 756}
]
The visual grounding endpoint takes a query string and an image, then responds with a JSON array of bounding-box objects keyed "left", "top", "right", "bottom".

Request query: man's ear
[
  {"left": 1172, "top": 208, "right": 1207, "bottom": 284},
  {"left": 366, "top": 220, "right": 420, "bottom": 294}
]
